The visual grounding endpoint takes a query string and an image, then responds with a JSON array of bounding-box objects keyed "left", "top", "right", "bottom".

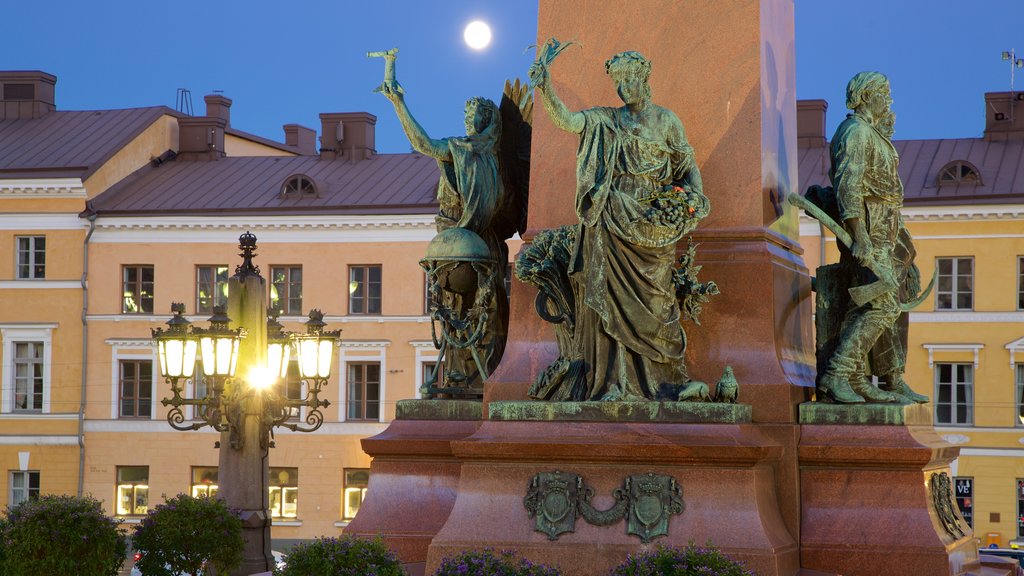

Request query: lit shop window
[
  {"left": 191, "top": 466, "right": 219, "bottom": 498},
  {"left": 116, "top": 466, "right": 149, "bottom": 516},
  {"left": 343, "top": 469, "right": 369, "bottom": 520},
  {"left": 269, "top": 467, "right": 298, "bottom": 519}
]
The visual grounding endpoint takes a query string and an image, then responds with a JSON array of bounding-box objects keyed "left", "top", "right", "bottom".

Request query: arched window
[
  {"left": 937, "top": 161, "right": 981, "bottom": 187},
  {"left": 280, "top": 174, "right": 317, "bottom": 198}
]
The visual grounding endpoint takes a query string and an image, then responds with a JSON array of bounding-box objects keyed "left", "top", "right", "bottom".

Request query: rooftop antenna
[
  {"left": 175, "top": 88, "right": 194, "bottom": 116},
  {"left": 1001, "top": 49, "right": 1024, "bottom": 122}
]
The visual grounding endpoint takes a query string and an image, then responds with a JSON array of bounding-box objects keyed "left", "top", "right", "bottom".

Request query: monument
[{"left": 347, "top": 2, "right": 993, "bottom": 575}]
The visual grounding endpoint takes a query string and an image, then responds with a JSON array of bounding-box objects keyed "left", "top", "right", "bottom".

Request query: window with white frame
[
  {"left": 122, "top": 265, "right": 154, "bottom": 314},
  {"left": 348, "top": 265, "right": 381, "bottom": 315},
  {"left": 935, "top": 363, "right": 973, "bottom": 426},
  {"left": 116, "top": 466, "right": 149, "bottom": 516},
  {"left": 347, "top": 362, "right": 380, "bottom": 421},
  {"left": 9, "top": 470, "right": 39, "bottom": 506},
  {"left": 1018, "top": 257, "right": 1024, "bottom": 310},
  {"left": 191, "top": 466, "right": 218, "bottom": 498},
  {"left": 1, "top": 325, "right": 53, "bottom": 414},
  {"left": 270, "top": 266, "right": 303, "bottom": 315},
  {"left": 1017, "top": 363, "right": 1024, "bottom": 427},
  {"left": 935, "top": 257, "right": 973, "bottom": 311},
  {"left": 343, "top": 468, "right": 369, "bottom": 520},
  {"left": 269, "top": 467, "right": 298, "bottom": 519},
  {"left": 13, "top": 342, "right": 43, "bottom": 412},
  {"left": 15, "top": 236, "right": 45, "bottom": 279},
  {"left": 195, "top": 265, "right": 229, "bottom": 315},
  {"left": 118, "top": 360, "right": 153, "bottom": 419}
]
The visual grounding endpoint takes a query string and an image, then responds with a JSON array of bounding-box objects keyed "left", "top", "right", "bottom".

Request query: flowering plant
[
  {"left": 609, "top": 543, "right": 755, "bottom": 576},
  {"left": 433, "top": 548, "right": 562, "bottom": 576},
  {"left": 275, "top": 535, "right": 404, "bottom": 576}
]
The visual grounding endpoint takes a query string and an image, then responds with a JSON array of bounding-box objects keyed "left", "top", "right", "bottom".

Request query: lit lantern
[
  {"left": 294, "top": 309, "right": 339, "bottom": 380},
  {"left": 266, "top": 312, "right": 291, "bottom": 381},
  {"left": 153, "top": 303, "right": 197, "bottom": 379},
  {"left": 197, "top": 306, "right": 241, "bottom": 378}
]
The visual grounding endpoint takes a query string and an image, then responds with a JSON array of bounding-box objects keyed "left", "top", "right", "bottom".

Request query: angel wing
[{"left": 496, "top": 78, "right": 533, "bottom": 240}]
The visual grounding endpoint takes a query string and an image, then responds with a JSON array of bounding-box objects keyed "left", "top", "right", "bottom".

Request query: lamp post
[{"left": 152, "top": 232, "right": 339, "bottom": 575}]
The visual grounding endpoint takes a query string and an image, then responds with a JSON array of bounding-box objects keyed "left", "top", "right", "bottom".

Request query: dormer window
[
  {"left": 937, "top": 161, "right": 981, "bottom": 187},
  {"left": 281, "top": 174, "right": 317, "bottom": 198}
]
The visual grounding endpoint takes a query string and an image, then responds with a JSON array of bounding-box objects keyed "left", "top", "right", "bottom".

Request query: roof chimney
[
  {"left": 319, "top": 112, "right": 376, "bottom": 161},
  {"left": 797, "top": 99, "right": 828, "bottom": 148},
  {"left": 204, "top": 94, "right": 231, "bottom": 126},
  {"left": 983, "top": 92, "right": 1024, "bottom": 141},
  {"left": 176, "top": 116, "right": 227, "bottom": 161},
  {"left": 0, "top": 71, "right": 56, "bottom": 120},
  {"left": 283, "top": 124, "right": 317, "bottom": 155}
]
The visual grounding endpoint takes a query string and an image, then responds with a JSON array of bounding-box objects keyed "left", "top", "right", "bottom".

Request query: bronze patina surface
[
  {"left": 792, "top": 72, "right": 931, "bottom": 405},
  {"left": 517, "top": 39, "right": 714, "bottom": 402}
]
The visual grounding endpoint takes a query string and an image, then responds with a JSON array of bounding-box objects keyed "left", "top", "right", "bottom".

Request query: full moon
[{"left": 464, "top": 21, "right": 492, "bottom": 50}]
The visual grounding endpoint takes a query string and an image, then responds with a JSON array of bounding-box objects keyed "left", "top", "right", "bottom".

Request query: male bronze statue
[
  {"left": 372, "top": 49, "right": 530, "bottom": 396},
  {"left": 794, "top": 71, "right": 930, "bottom": 404},
  {"left": 519, "top": 39, "right": 709, "bottom": 401}
]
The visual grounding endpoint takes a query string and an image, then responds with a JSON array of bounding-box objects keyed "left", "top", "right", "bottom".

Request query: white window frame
[
  {"left": 935, "top": 256, "right": 974, "bottom": 311},
  {"left": 1, "top": 325, "right": 55, "bottom": 414},
  {"left": 15, "top": 235, "right": 45, "bottom": 280},
  {"left": 106, "top": 340, "right": 157, "bottom": 421},
  {"left": 9, "top": 470, "right": 40, "bottom": 506},
  {"left": 337, "top": 341, "right": 388, "bottom": 423},
  {"left": 411, "top": 340, "right": 439, "bottom": 400},
  {"left": 934, "top": 362, "right": 974, "bottom": 426}
]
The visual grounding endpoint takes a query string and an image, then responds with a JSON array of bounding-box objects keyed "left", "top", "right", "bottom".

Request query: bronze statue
[
  {"left": 519, "top": 39, "right": 709, "bottom": 401},
  {"left": 792, "top": 72, "right": 931, "bottom": 404},
  {"left": 372, "top": 49, "right": 530, "bottom": 397}
]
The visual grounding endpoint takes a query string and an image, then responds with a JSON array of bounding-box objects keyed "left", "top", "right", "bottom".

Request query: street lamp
[{"left": 152, "top": 232, "right": 340, "bottom": 575}]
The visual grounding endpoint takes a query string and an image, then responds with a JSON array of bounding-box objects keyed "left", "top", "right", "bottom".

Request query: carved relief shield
[
  {"left": 524, "top": 471, "right": 581, "bottom": 540},
  {"left": 625, "top": 473, "right": 685, "bottom": 543}
]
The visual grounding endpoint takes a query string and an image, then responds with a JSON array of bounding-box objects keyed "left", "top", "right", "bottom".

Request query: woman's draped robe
[{"left": 571, "top": 107, "right": 706, "bottom": 400}]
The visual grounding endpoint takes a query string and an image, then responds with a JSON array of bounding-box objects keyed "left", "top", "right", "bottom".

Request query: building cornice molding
[
  {"left": 0, "top": 213, "right": 88, "bottom": 231},
  {"left": 0, "top": 435, "right": 79, "bottom": 445},
  {"left": 338, "top": 340, "right": 391, "bottom": 349},
  {"left": 90, "top": 215, "right": 437, "bottom": 243},
  {"left": 911, "top": 311, "right": 1024, "bottom": 323},
  {"left": 0, "top": 178, "right": 87, "bottom": 198},
  {"left": 0, "top": 280, "right": 81, "bottom": 290},
  {"left": 104, "top": 338, "right": 155, "bottom": 349},
  {"left": 921, "top": 343, "right": 984, "bottom": 368},
  {"left": 799, "top": 204, "right": 1024, "bottom": 227}
]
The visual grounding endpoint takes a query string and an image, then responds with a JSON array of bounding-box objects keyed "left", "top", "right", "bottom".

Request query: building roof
[
  {"left": 0, "top": 106, "right": 178, "bottom": 180},
  {"left": 798, "top": 119, "right": 1024, "bottom": 206},
  {"left": 87, "top": 153, "right": 440, "bottom": 216}
]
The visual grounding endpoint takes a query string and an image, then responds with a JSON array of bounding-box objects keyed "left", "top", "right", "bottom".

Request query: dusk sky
[{"left": 2, "top": 1, "right": 1021, "bottom": 153}]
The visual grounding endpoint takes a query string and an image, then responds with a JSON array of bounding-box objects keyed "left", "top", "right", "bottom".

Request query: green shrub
[
  {"left": 2, "top": 494, "right": 127, "bottom": 576},
  {"left": 433, "top": 549, "right": 562, "bottom": 576},
  {"left": 609, "top": 543, "right": 755, "bottom": 576},
  {"left": 275, "top": 535, "right": 404, "bottom": 576},
  {"left": 132, "top": 493, "right": 243, "bottom": 576}
]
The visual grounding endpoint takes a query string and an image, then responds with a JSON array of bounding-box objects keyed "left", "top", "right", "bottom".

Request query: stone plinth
[
  {"left": 424, "top": 420, "right": 799, "bottom": 576},
  {"left": 345, "top": 404, "right": 481, "bottom": 568},
  {"left": 489, "top": 400, "right": 751, "bottom": 423},
  {"left": 798, "top": 404, "right": 979, "bottom": 576}
]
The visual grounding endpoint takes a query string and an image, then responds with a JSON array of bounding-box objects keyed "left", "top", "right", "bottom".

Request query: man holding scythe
[{"left": 792, "top": 71, "right": 930, "bottom": 404}]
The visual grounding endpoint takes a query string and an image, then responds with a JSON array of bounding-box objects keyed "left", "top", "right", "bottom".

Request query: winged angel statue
[{"left": 371, "top": 48, "right": 532, "bottom": 397}]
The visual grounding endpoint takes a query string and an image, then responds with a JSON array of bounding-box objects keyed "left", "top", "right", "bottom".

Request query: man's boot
[
  {"left": 880, "top": 374, "right": 929, "bottom": 404},
  {"left": 818, "top": 372, "right": 864, "bottom": 403},
  {"left": 850, "top": 376, "right": 900, "bottom": 403}
]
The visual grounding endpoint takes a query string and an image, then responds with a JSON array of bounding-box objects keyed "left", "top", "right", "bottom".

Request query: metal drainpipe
[{"left": 78, "top": 210, "right": 97, "bottom": 497}]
